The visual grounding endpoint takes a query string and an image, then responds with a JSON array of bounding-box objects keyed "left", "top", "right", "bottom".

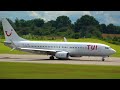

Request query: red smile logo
[{"left": 5, "top": 29, "right": 12, "bottom": 36}]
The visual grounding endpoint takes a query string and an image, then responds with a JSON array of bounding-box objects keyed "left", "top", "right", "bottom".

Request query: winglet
[{"left": 64, "top": 37, "right": 67, "bottom": 42}]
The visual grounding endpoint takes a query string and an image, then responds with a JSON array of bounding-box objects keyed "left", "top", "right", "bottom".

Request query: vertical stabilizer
[{"left": 2, "top": 18, "right": 27, "bottom": 42}]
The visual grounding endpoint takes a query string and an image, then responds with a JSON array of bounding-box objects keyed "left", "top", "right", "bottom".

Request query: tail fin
[{"left": 2, "top": 18, "right": 27, "bottom": 42}]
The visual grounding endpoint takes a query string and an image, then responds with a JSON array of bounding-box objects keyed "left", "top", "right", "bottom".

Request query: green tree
[
  {"left": 2, "top": 16, "right": 120, "bottom": 41},
  {"left": 47, "top": 20, "right": 56, "bottom": 27},
  {"left": 106, "top": 24, "right": 116, "bottom": 34},
  {"left": 56, "top": 16, "right": 71, "bottom": 28},
  {"left": 100, "top": 24, "right": 107, "bottom": 33},
  {"left": 80, "top": 26, "right": 101, "bottom": 38},
  {"left": 74, "top": 15, "right": 99, "bottom": 32},
  {"left": 74, "top": 15, "right": 101, "bottom": 38},
  {"left": 15, "top": 18, "right": 20, "bottom": 27},
  {"left": 72, "top": 33, "right": 80, "bottom": 39},
  {"left": 31, "top": 18, "right": 44, "bottom": 27},
  {"left": 116, "top": 26, "right": 120, "bottom": 34},
  {"left": 19, "top": 19, "right": 27, "bottom": 27}
]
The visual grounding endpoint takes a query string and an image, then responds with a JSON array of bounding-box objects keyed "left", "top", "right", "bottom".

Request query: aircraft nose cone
[{"left": 112, "top": 49, "right": 116, "bottom": 54}]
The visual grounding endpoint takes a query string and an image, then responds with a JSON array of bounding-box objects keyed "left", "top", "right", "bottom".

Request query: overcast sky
[{"left": 0, "top": 11, "right": 120, "bottom": 26}]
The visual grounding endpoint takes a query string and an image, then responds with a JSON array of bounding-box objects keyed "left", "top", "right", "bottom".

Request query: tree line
[{"left": 0, "top": 15, "right": 120, "bottom": 39}]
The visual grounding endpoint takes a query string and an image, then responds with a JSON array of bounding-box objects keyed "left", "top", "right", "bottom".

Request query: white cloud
[
  {"left": 29, "top": 11, "right": 39, "bottom": 17},
  {"left": 27, "top": 11, "right": 91, "bottom": 22},
  {"left": 82, "top": 11, "right": 91, "bottom": 15},
  {"left": 91, "top": 11, "right": 120, "bottom": 25}
]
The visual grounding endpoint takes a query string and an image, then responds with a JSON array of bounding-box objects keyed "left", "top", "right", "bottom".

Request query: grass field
[
  {"left": 0, "top": 38, "right": 119, "bottom": 57},
  {"left": 0, "top": 62, "right": 120, "bottom": 79}
]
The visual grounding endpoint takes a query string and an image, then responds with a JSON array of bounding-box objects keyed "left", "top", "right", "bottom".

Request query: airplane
[{"left": 1, "top": 18, "right": 116, "bottom": 61}]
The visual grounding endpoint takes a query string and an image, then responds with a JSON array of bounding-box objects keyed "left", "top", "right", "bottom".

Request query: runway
[{"left": 0, "top": 54, "right": 120, "bottom": 66}]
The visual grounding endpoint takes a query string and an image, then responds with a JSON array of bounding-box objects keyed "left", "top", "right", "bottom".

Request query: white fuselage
[{"left": 6, "top": 41, "right": 116, "bottom": 57}]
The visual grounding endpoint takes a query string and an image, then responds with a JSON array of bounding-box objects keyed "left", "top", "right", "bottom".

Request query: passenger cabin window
[{"left": 105, "top": 47, "right": 109, "bottom": 49}]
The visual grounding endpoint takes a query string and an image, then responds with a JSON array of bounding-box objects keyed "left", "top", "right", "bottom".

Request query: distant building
[{"left": 102, "top": 34, "right": 120, "bottom": 38}]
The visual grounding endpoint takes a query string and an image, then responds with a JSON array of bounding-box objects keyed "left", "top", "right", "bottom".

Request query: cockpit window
[{"left": 105, "top": 47, "right": 109, "bottom": 49}]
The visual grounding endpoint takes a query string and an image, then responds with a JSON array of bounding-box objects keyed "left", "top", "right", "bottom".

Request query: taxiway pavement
[{"left": 0, "top": 54, "right": 120, "bottom": 66}]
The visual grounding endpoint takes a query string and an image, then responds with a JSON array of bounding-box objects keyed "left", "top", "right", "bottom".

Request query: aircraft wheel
[
  {"left": 50, "top": 56, "right": 54, "bottom": 60},
  {"left": 102, "top": 57, "right": 105, "bottom": 61}
]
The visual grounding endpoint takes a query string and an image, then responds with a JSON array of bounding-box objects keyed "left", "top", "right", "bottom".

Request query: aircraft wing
[{"left": 19, "top": 48, "right": 62, "bottom": 55}]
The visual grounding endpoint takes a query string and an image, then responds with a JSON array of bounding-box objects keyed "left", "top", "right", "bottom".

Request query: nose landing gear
[{"left": 102, "top": 56, "right": 109, "bottom": 61}]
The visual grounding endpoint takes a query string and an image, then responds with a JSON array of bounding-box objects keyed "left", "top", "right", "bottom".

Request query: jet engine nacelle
[{"left": 55, "top": 51, "right": 69, "bottom": 59}]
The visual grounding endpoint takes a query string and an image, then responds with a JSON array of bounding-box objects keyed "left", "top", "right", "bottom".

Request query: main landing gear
[
  {"left": 50, "top": 56, "right": 54, "bottom": 60},
  {"left": 102, "top": 57, "right": 105, "bottom": 61}
]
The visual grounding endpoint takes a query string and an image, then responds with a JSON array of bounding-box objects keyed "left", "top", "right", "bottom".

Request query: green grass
[
  {"left": 1, "top": 62, "right": 120, "bottom": 79},
  {"left": 0, "top": 38, "right": 120, "bottom": 57}
]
